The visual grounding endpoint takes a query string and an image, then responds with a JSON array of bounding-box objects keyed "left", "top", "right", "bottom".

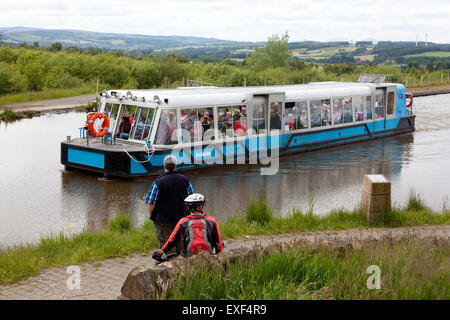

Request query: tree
[
  {"left": 132, "top": 61, "right": 162, "bottom": 89},
  {"left": 264, "top": 31, "right": 291, "bottom": 68},
  {"left": 49, "top": 42, "right": 62, "bottom": 52},
  {"left": 246, "top": 32, "right": 292, "bottom": 71}
]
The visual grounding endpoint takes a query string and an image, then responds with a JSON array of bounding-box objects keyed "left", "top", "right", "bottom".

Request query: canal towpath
[{"left": 0, "top": 225, "right": 448, "bottom": 300}]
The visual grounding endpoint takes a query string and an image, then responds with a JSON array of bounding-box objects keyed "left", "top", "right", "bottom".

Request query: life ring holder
[
  {"left": 87, "top": 112, "right": 110, "bottom": 138},
  {"left": 405, "top": 93, "right": 413, "bottom": 108}
]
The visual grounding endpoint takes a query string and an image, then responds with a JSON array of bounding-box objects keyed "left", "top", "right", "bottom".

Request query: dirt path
[
  {"left": 0, "top": 94, "right": 97, "bottom": 113},
  {"left": 0, "top": 225, "right": 448, "bottom": 300},
  {"left": 407, "top": 84, "right": 450, "bottom": 96}
]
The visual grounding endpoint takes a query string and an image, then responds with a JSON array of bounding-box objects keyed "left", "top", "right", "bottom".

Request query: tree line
[{"left": 0, "top": 33, "right": 449, "bottom": 96}]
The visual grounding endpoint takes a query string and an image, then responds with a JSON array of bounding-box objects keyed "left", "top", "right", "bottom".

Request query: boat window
[
  {"left": 104, "top": 103, "right": 120, "bottom": 133},
  {"left": 286, "top": 101, "right": 308, "bottom": 130},
  {"left": 270, "top": 102, "right": 282, "bottom": 131},
  {"left": 310, "top": 100, "right": 321, "bottom": 128},
  {"left": 155, "top": 109, "right": 178, "bottom": 145},
  {"left": 217, "top": 105, "right": 246, "bottom": 139},
  {"left": 353, "top": 96, "right": 364, "bottom": 122},
  {"left": 296, "top": 101, "right": 309, "bottom": 129},
  {"left": 133, "top": 108, "right": 156, "bottom": 141},
  {"left": 252, "top": 103, "right": 266, "bottom": 134},
  {"left": 333, "top": 98, "right": 344, "bottom": 125},
  {"left": 320, "top": 99, "right": 331, "bottom": 127},
  {"left": 343, "top": 97, "right": 353, "bottom": 123},
  {"left": 387, "top": 92, "right": 395, "bottom": 115},
  {"left": 180, "top": 107, "right": 215, "bottom": 142},
  {"left": 120, "top": 105, "right": 138, "bottom": 140},
  {"left": 365, "top": 96, "right": 372, "bottom": 120},
  {"left": 375, "top": 93, "right": 385, "bottom": 119}
]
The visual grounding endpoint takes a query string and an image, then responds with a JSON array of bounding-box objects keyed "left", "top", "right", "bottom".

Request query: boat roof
[{"left": 104, "top": 82, "right": 398, "bottom": 108}]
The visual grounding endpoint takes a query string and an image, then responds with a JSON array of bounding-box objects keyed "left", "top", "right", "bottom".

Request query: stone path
[{"left": 0, "top": 225, "right": 448, "bottom": 300}]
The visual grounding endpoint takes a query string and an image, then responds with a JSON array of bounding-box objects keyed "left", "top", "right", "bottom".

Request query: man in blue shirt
[{"left": 145, "top": 155, "right": 194, "bottom": 254}]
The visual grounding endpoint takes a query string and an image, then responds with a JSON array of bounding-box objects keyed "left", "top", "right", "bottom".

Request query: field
[{"left": 405, "top": 51, "right": 450, "bottom": 58}]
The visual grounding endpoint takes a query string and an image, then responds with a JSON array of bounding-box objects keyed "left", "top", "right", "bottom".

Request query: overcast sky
[{"left": 1, "top": 0, "right": 449, "bottom": 43}]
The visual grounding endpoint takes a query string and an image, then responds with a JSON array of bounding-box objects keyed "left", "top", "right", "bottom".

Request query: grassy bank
[
  {"left": 162, "top": 239, "right": 449, "bottom": 300},
  {"left": 0, "top": 196, "right": 449, "bottom": 286},
  {"left": 0, "top": 86, "right": 95, "bottom": 106}
]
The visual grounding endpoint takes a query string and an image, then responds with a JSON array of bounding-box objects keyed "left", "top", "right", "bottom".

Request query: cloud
[{"left": 0, "top": 0, "right": 448, "bottom": 43}]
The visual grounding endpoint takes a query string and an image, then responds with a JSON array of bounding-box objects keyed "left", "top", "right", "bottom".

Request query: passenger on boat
[
  {"left": 356, "top": 106, "right": 364, "bottom": 121},
  {"left": 152, "top": 193, "right": 223, "bottom": 259},
  {"left": 234, "top": 114, "right": 247, "bottom": 135},
  {"left": 116, "top": 115, "right": 131, "bottom": 139},
  {"left": 299, "top": 108, "right": 308, "bottom": 128},
  {"left": 311, "top": 104, "right": 321, "bottom": 127},
  {"left": 333, "top": 100, "right": 343, "bottom": 125},
  {"left": 321, "top": 104, "right": 331, "bottom": 126},
  {"left": 270, "top": 108, "right": 281, "bottom": 130},
  {"left": 146, "top": 155, "right": 195, "bottom": 255}
]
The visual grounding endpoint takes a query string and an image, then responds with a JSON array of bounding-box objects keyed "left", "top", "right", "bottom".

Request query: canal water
[{"left": 1, "top": 94, "right": 449, "bottom": 247}]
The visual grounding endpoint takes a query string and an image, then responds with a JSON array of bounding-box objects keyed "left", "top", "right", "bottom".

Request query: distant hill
[{"left": 0, "top": 26, "right": 251, "bottom": 50}]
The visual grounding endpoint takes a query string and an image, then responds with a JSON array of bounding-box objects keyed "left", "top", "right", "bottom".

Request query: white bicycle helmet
[{"left": 184, "top": 193, "right": 206, "bottom": 212}]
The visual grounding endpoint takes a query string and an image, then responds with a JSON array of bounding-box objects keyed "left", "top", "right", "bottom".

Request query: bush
[
  {"left": 0, "top": 62, "right": 26, "bottom": 94},
  {"left": 246, "top": 197, "right": 273, "bottom": 225},
  {"left": 108, "top": 213, "right": 132, "bottom": 233}
]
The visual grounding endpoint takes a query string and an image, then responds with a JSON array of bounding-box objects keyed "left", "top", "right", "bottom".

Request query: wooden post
[
  {"left": 302, "top": 78, "right": 305, "bottom": 84},
  {"left": 182, "top": 77, "right": 185, "bottom": 86},
  {"left": 264, "top": 77, "right": 267, "bottom": 86},
  {"left": 165, "top": 76, "right": 168, "bottom": 88},
  {"left": 420, "top": 74, "right": 423, "bottom": 86},
  {"left": 284, "top": 77, "right": 286, "bottom": 85},
  {"left": 441, "top": 73, "right": 443, "bottom": 84},
  {"left": 244, "top": 77, "right": 247, "bottom": 87},
  {"left": 223, "top": 77, "right": 226, "bottom": 87},
  {"left": 428, "top": 73, "right": 430, "bottom": 85}
]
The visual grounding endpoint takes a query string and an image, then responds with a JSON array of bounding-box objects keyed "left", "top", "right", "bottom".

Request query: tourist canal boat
[{"left": 61, "top": 74, "right": 415, "bottom": 178}]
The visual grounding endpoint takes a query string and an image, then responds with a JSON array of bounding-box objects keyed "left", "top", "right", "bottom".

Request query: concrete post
[
  {"left": 428, "top": 73, "right": 431, "bottom": 85},
  {"left": 420, "top": 74, "right": 423, "bottom": 86},
  {"left": 182, "top": 77, "right": 185, "bottom": 86},
  {"left": 264, "top": 77, "right": 267, "bottom": 86},
  {"left": 361, "top": 174, "right": 391, "bottom": 224}
]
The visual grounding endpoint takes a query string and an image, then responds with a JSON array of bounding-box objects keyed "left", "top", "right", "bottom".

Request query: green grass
[
  {"left": 162, "top": 239, "right": 449, "bottom": 300},
  {"left": 0, "top": 214, "right": 159, "bottom": 285},
  {"left": 405, "top": 51, "right": 450, "bottom": 58},
  {"left": 0, "top": 108, "right": 39, "bottom": 122},
  {"left": 0, "top": 197, "right": 449, "bottom": 286},
  {"left": 0, "top": 86, "right": 95, "bottom": 106}
]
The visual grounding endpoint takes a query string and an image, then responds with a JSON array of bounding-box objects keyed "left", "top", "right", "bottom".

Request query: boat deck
[{"left": 65, "top": 138, "right": 145, "bottom": 153}]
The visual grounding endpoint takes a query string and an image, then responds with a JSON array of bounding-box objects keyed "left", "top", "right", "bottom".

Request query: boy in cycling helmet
[{"left": 152, "top": 193, "right": 223, "bottom": 260}]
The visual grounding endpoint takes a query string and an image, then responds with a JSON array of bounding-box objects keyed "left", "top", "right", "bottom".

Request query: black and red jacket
[{"left": 160, "top": 213, "right": 223, "bottom": 256}]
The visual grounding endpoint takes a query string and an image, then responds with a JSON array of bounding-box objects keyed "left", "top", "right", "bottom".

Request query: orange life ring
[
  {"left": 406, "top": 93, "right": 413, "bottom": 108},
  {"left": 87, "top": 112, "right": 109, "bottom": 137}
]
